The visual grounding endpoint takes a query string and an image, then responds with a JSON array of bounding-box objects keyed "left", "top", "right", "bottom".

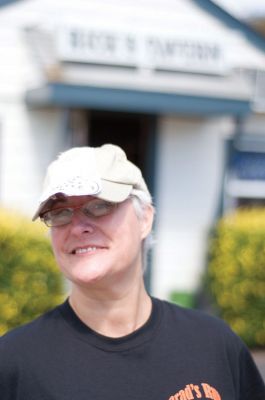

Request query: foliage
[
  {"left": 0, "top": 208, "right": 64, "bottom": 335},
  {"left": 207, "top": 208, "right": 265, "bottom": 347},
  {"left": 170, "top": 291, "right": 195, "bottom": 308}
]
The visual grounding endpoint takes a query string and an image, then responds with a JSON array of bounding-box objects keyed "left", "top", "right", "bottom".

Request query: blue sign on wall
[{"left": 232, "top": 151, "right": 265, "bottom": 180}]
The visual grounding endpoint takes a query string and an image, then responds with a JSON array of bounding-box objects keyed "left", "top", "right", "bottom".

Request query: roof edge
[
  {"left": 25, "top": 82, "right": 252, "bottom": 116},
  {"left": 193, "top": 0, "right": 265, "bottom": 53},
  {"left": 0, "top": 0, "right": 23, "bottom": 8}
]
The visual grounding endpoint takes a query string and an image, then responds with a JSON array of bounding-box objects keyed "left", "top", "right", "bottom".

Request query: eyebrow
[{"left": 44, "top": 197, "right": 68, "bottom": 212}]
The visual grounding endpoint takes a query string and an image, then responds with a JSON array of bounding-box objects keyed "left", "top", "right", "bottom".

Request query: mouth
[{"left": 71, "top": 246, "right": 106, "bottom": 255}]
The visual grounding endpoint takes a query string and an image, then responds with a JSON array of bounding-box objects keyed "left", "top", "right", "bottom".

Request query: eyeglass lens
[{"left": 42, "top": 199, "right": 116, "bottom": 227}]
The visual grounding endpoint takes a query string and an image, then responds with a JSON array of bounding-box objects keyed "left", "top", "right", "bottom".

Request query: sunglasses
[{"left": 40, "top": 199, "right": 118, "bottom": 227}]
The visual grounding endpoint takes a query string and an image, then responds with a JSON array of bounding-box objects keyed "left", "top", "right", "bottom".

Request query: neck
[{"left": 69, "top": 279, "right": 152, "bottom": 338}]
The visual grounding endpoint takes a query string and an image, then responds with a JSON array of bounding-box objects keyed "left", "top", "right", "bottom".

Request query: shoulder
[
  {"left": 0, "top": 303, "right": 64, "bottom": 354},
  {"left": 155, "top": 299, "right": 265, "bottom": 398},
  {"left": 155, "top": 297, "right": 243, "bottom": 351},
  {"left": 157, "top": 297, "right": 229, "bottom": 329}
]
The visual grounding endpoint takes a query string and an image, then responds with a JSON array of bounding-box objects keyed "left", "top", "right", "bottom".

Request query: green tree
[
  {"left": 0, "top": 208, "right": 64, "bottom": 335},
  {"left": 208, "top": 209, "right": 265, "bottom": 347}
]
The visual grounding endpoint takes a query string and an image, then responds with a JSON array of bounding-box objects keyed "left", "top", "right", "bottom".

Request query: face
[{"left": 50, "top": 196, "right": 153, "bottom": 290}]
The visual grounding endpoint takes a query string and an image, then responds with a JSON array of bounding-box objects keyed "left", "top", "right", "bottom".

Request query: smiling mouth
[{"left": 71, "top": 246, "right": 105, "bottom": 255}]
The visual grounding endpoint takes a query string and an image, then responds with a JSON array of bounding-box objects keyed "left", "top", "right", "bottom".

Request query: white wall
[
  {"left": 241, "top": 114, "right": 265, "bottom": 137},
  {"left": 0, "top": 104, "right": 68, "bottom": 216},
  {"left": 0, "top": 10, "right": 68, "bottom": 217},
  {"left": 152, "top": 115, "right": 235, "bottom": 299}
]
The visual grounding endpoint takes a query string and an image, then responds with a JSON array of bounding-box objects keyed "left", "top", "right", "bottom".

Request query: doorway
[
  {"left": 88, "top": 110, "right": 157, "bottom": 292},
  {"left": 88, "top": 110, "right": 157, "bottom": 196}
]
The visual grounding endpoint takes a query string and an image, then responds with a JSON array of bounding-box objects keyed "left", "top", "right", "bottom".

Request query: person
[{"left": 0, "top": 143, "right": 264, "bottom": 400}]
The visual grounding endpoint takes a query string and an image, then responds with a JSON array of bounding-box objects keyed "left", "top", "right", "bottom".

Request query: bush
[
  {"left": 169, "top": 291, "right": 195, "bottom": 308},
  {"left": 0, "top": 208, "right": 65, "bottom": 335},
  {"left": 207, "top": 208, "right": 265, "bottom": 348}
]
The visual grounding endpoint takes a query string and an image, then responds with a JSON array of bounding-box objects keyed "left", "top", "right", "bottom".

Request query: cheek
[
  {"left": 115, "top": 217, "right": 142, "bottom": 251},
  {"left": 50, "top": 229, "right": 65, "bottom": 259}
]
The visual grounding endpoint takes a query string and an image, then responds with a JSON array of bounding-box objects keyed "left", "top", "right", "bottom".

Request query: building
[{"left": 0, "top": 0, "right": 265, "bottom": 299}]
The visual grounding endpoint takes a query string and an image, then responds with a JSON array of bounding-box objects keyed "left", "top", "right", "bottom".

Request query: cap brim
[{"left": 32, "top": 180, "right": 133, "bottom": 221}]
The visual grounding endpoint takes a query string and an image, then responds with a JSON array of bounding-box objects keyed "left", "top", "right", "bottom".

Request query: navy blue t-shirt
[{"left": 0, "top": 298, "right": 264, "bottom": 399}]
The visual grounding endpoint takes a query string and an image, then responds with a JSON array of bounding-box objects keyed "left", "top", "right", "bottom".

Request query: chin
[{"left": 70, "top": 264, "right": 110, "bottom": 286}]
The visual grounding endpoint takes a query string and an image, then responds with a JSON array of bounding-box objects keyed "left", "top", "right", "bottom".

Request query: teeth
[{"left": 75, "top": 247, "right": 97, "bottom": 254}]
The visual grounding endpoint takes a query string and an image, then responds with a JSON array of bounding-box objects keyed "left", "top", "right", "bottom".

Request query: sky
[{"left": 214, "top": 0, "right": 265, "bottom": 18}]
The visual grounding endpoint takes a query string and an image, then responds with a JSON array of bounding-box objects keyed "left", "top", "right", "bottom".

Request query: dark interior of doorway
[
  {"left": 88, "top": 110, "right": 155, "bottom": 188},
  {"left": 88, "top": 110, "right": 156, "bottom": 292}
]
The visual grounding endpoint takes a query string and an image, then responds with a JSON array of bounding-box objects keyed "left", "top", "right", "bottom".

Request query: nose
[{"left": 69, "top": 209, "right": 95, "bottom": 235}]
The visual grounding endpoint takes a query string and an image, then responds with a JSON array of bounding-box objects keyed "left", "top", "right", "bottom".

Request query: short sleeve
[
  {"left": 239, "top": 344, "right": 265, "bottom": 400},
  {"left": 0, "top": 337, "right": 19, "bottom": 400}
]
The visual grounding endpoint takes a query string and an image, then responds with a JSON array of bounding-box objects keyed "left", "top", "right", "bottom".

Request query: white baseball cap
[{"left": 33, "top": 144, "right": 151, "bottom": 220}]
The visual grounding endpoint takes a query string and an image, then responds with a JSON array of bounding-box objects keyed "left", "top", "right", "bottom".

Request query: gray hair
[{"left": 129, "top": 189, "right": 155, "bottom": 272}]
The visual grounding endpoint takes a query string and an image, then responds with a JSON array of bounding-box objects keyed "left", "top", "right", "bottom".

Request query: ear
[{"left": 140, "top": 205, "right": 154, "bottom": 240}]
